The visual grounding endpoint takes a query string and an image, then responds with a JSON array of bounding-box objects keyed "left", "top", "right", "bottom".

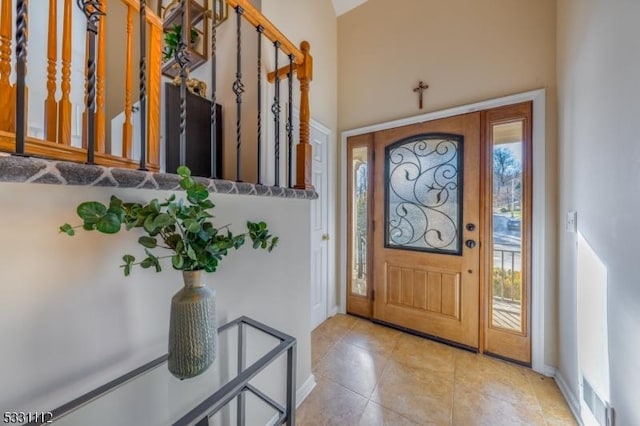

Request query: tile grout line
[
  {"left": 525, "top": 372, "right": 554, "bottom": 426},
  {"left": 450, "top": 346, "right": 460, "bottom": 426}
]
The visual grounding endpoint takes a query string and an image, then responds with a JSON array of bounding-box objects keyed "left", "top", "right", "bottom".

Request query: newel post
[{"left": 294, "top": 41, "right": 314, "bottom": 190}]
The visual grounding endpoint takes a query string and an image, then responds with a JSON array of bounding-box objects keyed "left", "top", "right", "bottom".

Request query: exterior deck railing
[{"left": 493, "top": 247, "right": 521, "bottom": 303}]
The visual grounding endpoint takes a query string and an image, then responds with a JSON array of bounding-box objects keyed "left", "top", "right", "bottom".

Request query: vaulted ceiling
[{"left": 332, "top": 0, "right": 369, "bottom": 16}]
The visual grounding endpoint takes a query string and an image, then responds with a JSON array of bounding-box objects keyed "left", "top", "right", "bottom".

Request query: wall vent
[{"left": 582, "top": 376, "right": 614, "bottom": 426}]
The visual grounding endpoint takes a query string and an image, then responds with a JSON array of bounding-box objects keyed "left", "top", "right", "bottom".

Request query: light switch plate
[{"left": 567, "top": 211, "right": 577, "bottom": 232}]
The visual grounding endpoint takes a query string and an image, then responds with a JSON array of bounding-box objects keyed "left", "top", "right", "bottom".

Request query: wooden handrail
[
  {"left": 121, "top": 0, "right": 162, "bottom": 27},
  {"left": 267, "top": 63, "right": 298, "bottom": 84},
  {"left": 226, "top": 0, "right": 303, "bottom": 64}
]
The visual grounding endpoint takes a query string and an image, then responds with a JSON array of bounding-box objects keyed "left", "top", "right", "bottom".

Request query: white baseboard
[
  {"left": 555, "top": 371, "right": 583, "bottom": 426},
  {"left": 541, "top": 364, "right": 557, "bottom": 377},
  {"left": 265, "top": 375, "right": 316, "bottom": 425},
  {"left": 328, "top": 306, "right": 340, "bottom": 317},
  {"left": 296, "top": 374, "right": 316, "bottom": 408}
]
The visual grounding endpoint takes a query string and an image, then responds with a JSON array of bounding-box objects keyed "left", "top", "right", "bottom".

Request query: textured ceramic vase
[{"left": 168, "top": 270, "right": 217, "bottom": 379}]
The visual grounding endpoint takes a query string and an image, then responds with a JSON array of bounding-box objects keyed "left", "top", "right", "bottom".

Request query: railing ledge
[{"left": 0, "top": 154, "right": 319, "bottom": 200}]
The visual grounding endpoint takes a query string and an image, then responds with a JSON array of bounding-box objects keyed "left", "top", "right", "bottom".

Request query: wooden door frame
[{"left": 339, "top": 89, "right": 551, "bottom": 375}]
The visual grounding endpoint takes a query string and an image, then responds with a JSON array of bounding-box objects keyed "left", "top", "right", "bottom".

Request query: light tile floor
[{"left": 297, "top": 314, "right": 577, "bottom": 426}]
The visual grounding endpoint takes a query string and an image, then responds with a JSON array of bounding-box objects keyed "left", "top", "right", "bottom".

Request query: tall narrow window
[
  {"left": 347, "top": 134, "right": 373, "bottom": 319},
  {"left": 351, "top": 146, "right": 369, "bottom": 297},
  {"left": 490, "top": 121, "right": 524, "bottom": 332}
]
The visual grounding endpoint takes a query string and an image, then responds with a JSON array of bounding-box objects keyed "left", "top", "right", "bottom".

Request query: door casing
[{"left": 339, "top": 89, "right": 550, "bottom": 375}]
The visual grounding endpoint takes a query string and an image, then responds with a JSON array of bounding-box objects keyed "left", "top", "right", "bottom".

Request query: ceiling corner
[{"left": 332, "top": 0, "right": 369, "bottom": 17}]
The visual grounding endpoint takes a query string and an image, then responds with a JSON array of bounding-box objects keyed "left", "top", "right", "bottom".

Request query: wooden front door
[{"left": 372, "top": 113, "right": 481, "bottom": 348}]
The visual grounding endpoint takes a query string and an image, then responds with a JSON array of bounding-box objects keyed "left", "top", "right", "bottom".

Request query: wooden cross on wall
[{"left": 413, "top": 81, "right": 429, "bottom": 109}]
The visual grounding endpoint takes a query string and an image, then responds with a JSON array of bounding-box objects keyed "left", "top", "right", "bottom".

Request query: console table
[{"left": 25, "top": 317, "right": 296, "bottom": 426}]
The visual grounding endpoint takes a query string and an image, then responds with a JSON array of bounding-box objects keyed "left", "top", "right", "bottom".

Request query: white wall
[
  {"left": 557, "top": 0, "right": 640, "bottom": 423},
  {"left": 261, "top": 0, "right": 339, "bottom": 312},
  {"left": 0, "top": 182, "right": 311, "bottom": 420}
]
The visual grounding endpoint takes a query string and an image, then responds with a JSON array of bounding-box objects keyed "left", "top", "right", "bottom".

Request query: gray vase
[{"left": 168, "top": 270, "right": 217, "bottom": 379}]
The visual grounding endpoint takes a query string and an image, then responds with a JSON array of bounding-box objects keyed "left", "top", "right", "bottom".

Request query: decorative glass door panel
[
  {"left": 385, "top": 135, "right": 463, "bottom": 255},
  {"left": 372, "top": 114, "right": 481, "bottom": 348}
]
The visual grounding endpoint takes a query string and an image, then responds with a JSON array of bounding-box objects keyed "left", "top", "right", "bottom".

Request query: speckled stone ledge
[{"left": 0, "top": 154, "right": 318, "bottom": 200}]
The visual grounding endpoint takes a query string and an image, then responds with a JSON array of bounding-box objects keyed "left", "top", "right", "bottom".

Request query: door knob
[
  {"left": 466, "top": 223, "right": 476, "bottom": 231},
  {"left": 322, "top": 234, "right": 330, "bottom": 241},
  {"left": 465, "top": 239, "right": 476, "bottom": 249}
]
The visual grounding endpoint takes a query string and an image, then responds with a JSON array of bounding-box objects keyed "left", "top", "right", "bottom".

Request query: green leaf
[
  {"left": 139, "top": 236, "right": 157, "bottom": 248},
  {"left": 152, "top": 213, "right": 174, "bottom": 229},
  {"left": 77, "top": 202, "right": 107, "bottom": 224},
  {"left": 177, "top": 165, "right": 191, "bottom": 177},
  {"left": 107, "top": 206, "right": 126, "bottom": 223},
  {"left": 96, "top": 213, "right": 122, "bottom": 234},
  {"left": 150, "top": 199, "right": 160, "bottom": 214},
  {"left": 59, "top": 223, "right": 75, "bottom": 236},
  {"left": 109, "top": 195, "right": 123, "bottom": 209},
  {"left": 187, "top": 185, "right": 209, "bottom": 201},
  {"left": 184, "top": 219, "right": 200, "bottom": 233},
  {"left": 180, "top": 177, "right": 195, "bottom": 190},
  {"left": 121, "top": 255, "right": 135, "bottom": 277},
  {"left": 268, "top": 236, "right": 279, "bottom": 252},
  {"left": 172, "top": 255, "right": 184, "bottom": 269},
  {"left": 83, "top": 222, "right": 96, "bottom": 231},
  {"left": 143, "top": 215, "right": 156, "bottom": 233},
  {"left": 199, "top": 199, "right": 214, "bottom": 209},
  {"left": 186, "top": 245, "right": 197, "bottom": 260},
  {"left": 140, "top": 258, "right": 154, "bottom": 269}
]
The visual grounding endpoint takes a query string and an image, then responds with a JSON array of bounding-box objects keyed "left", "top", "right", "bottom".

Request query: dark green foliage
[
  {"left": 163, "top": 24, "right": 200, "bottom": 62},
  {"left": 60, "top": 166, "right": 278, "bottom": 276}
]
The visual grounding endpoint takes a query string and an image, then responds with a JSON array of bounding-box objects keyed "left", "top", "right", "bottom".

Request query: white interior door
[{"left": 310, "top": 119, "right": 330, "bottom": 329}]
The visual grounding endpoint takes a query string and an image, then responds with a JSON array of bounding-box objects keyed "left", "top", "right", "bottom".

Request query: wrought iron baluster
[
  {"left": 272, "top": 41, "right": 281, "bottom": 187},
  {"left": 77, "top": 0, "right": 105, "bottom": 164},
  {"left": 286, "top": 54, "right": 293, "bottom": 188},
  {"left": 138, "top": 0, "right": 147, "bottom": 170},
  {"left": 210, "top": 5, "right": 218, "bottom": 179},
  {"left": 175, "top": 1, "right": 189, "bottom": 167},
  {"left": 14, "top": 0, "right": 28, "bottom": 155},
  {"left": 232, "top": 6, "right": 245, "bottom": 182},
  {"left": 256, "top": 26, "right": 263, "bottom": 185}
]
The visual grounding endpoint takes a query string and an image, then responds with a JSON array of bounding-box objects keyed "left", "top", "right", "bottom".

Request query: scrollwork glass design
[{"left": 385, "top": 134, "right": 463, "bottom": 255}]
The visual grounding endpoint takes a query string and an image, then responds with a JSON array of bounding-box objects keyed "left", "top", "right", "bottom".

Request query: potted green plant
[
  {"left": 163, "top": 24, "right": 200, "bottom": 62},
  {"left": 60, "top": 166, "right": 278, "bottom": 379}
]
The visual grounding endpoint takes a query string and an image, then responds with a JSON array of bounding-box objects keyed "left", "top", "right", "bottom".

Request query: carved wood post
[
  {"left": 147, "top": 22, "right": 162, "bottom": 166},
  {"left": 58, "top": 0, "right": 73, "bottom": 145},
  {"left": 295, "top": 41, "right": 314, "bottom": 190},
  {"left": 122, "top": 4, "right": 133, "bottom": 158},
  {"left": 0, "top": 0, "right": 15, "bottom": 132},
  {"left": 44, "top": 0, "right": 58, "bottom": 142}
]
